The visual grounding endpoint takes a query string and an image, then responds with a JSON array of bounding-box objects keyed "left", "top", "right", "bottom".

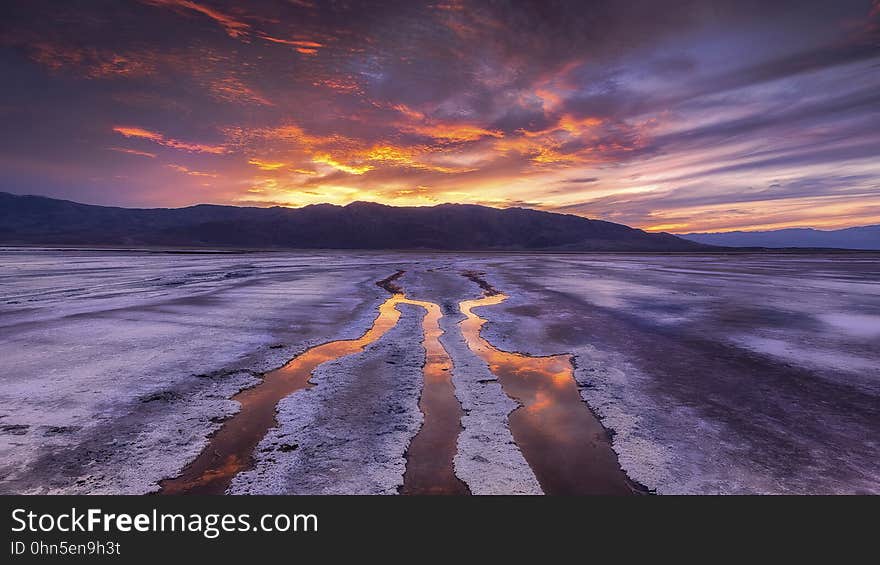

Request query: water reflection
[
  {"left": 460, "top": 294, "right": 642, "bottom": 495},
  {"left": 160, "top": 295, "right": 404, "bottom": 495},
  {"left": 398, "top": 297, "right": 469, "bottom": 495},
  {"left": 161, "top": 292, "right": 467, "bottom": 495}
]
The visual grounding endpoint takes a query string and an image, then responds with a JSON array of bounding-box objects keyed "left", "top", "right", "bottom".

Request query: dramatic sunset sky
[{"left": 1, "top": 0, "right": 879, "bottom": 232}]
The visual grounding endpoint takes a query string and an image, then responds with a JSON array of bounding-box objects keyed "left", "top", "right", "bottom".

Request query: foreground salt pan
[{"left": 1, "top": 249, "right": 877, "bottom": 494}]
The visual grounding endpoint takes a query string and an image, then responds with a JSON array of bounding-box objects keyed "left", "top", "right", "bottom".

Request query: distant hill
[
  {"left": 680, "top": 225, "right": 880, "bottom": 250},
  {"left": 0, "top": 192, "right": 704, "bottom": 251}
]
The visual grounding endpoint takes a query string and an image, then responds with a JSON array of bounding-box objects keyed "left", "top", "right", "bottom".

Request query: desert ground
[{"left": 0, "top": 248, "right": 877, "bottom": 494}]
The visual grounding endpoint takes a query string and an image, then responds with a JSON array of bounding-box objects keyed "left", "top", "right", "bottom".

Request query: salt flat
[{"left": 0, "top": 248, "right": 877, "bottom": 494}]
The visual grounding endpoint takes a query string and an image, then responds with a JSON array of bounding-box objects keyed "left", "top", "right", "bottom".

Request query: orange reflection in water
[
  {"left": 398, "top": 298, "right": 469, "bottom": 495},
  {"left": 160, "top": 293, "right": 467, "bottom": 496},
  {"left": 160, "top": 295, "right": 405, "bottom": 495},
  {"left": 460, "top": 294, "right": 641, "bottom": 495}
]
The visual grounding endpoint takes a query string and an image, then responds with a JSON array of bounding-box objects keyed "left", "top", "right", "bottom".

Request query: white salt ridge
[
  {"left": 230, "top": 304, "right": 426, "bottom": 495},
  {"left": 819, "top": 312, "right": 880, "bottom": 338},
  {"left": 398, "top": 267, "right": 542, "bottom": 495}
]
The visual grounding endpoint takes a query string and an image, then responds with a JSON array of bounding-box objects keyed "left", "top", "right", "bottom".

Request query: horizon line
[{"left": 3, "top": 190, "right": 876, "bottom": 235}]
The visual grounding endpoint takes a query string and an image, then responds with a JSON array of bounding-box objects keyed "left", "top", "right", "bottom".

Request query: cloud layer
[{"left": 1, "top": 0, "right": 878, "bottom": 231}]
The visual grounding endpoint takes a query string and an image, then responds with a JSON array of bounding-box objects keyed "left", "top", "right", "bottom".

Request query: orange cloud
[
  {"left": 556, "top": 115, "right": 603, "bottom": 134},
  {"left": 392, "top": 104, "right": 426, "bottom": 121},
  {"left": 227, "top": 108, "right": 623, "bottom": 188},
  {"left": 113, "top": 126, "right": 164, "bottom": 142},
  {"left": 531, "top": 60, "right": 583, "bottom": 112},
  {"left": 230, "top": 119, "right": 484, "bottom": 178},
  {"left": 262, "top": 38, "right": 322, "bottom": 49},
  {"left": 406, "top": 122, "right": 504, "bottom": 143},
  {"left": 363, "top": 145, "right": 424, "bottom": 165},
  {"left": 208, "top": 77, "right": 273, "bottom": 106},
  {"left": 142, "top": 1, "right": 331, "bottom": 55},
  {"left": 487, "top": 113, "right": 639, "bottom": 167},
  {"left": 167, "top": 164, "right": 218, "bottom": 177},
  {"left": 312, "top": 77, "right": 364, "bottom": 95},
  {"left": 25, "top": 43, "right": 159, "bottom": 78},
  {"left": 643, "top": 223, "right": 690, "bottom": 232},
  {"left": 531, "top": 147, "right": 581, "bottom": 164},
  {"left": 312, "top": 154, "right": 373, "bottom": 175},
  {"left": 107, "top": 147, "right": 157, "bottom": 158},
  {"left": 389, "top": 103, "right": 612, "bottom": 169},
  {"left": 25, "top": 42, "right": 85, "bottom": 72},
  {"left": 142, "top": 0, "right": 251, "bottom": 38},
  {"left": 247, "top": 158, "right": 288, "bottom": 171},
  {"left": 495, "top": 135, "right": 575, "bottom": 165},
  {"left": 260, "top": 36, "right": 324, "bottom": 54},
  {"left": 361, "top": 145, "right": 472, "bottom": 173},
  {"left": 113, "top": 126, "right": 226, "bottom": 154},
  {"left": 87, "top": 53, "right": 158, "bottom": 78},
  {"left": 516, "top": 114, "right": 603, "bottom": 139},
  {"left": 393, "top": 105, "right": 503, "bottom": 142},
  {"left": 228, "top": 124, "right": 326, "bottom": 147}
]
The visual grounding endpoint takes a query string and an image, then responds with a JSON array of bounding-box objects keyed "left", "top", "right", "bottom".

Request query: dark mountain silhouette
[
  {"left": 0, "top": 192, "right": 706, "bottom": 251},
  {"left": 681, "top": 225, "right": 880, "bottom": 250}
]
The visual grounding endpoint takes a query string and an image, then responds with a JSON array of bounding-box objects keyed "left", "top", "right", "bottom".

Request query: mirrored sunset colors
[{"left": 1, "top": 0, "right": 879, "bottom": 232}]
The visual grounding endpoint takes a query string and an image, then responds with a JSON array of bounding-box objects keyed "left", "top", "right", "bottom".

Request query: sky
[{"left": 1, "top": 0, "right": 879, "bottom": 233}]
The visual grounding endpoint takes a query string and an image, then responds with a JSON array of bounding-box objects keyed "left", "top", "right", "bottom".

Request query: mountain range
[
  {"left": 0, "top": 192, "right": 703, "bottom": 251},
  {"left": 680, "top": 225, "right": 880, "bottom": 250}
]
